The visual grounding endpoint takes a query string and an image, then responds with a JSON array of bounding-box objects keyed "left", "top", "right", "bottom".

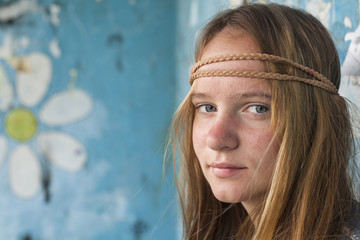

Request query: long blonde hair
[{"left": 167, "top": 3, "right": 359, "bottom": 239}]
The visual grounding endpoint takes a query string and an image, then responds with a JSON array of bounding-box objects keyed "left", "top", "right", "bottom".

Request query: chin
[
  {"left": 215, "top": 195, "right": 242, "bottom": 203},
  {"left": 212, "top": 189, "right": 244, "bottom": 203}
]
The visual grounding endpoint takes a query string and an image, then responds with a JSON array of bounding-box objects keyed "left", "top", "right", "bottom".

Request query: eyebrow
[
  {"left": 190, "top": 91, "right": 272, "bottom": 101},
  {"left": 240, "top": 92, "right": 272, "bottom": 99},
  {"left": 190, "top": 92, "right": 210, "bottom": 100}
]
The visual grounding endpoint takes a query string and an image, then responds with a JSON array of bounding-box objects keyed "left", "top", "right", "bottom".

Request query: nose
[{"left": 206, "top": 116, "right": 239, "bottom": 151}]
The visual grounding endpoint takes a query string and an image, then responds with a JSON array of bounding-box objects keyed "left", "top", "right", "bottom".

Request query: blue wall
[
  {"left": 0, "top": 0, "right": 359, "bottom": 239},
  {"left": 0, "top": 0, "right": 177, "bottom": 239}
]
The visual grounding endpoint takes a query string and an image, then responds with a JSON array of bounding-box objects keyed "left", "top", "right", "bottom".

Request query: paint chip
[
  {"left": 49, "top": 4, "right": 61, "bottom": 26},
  {"left": 0, "top": 0, "right": 38, "bottom": 22},
  {"left": 344, "top": 17, "right": 352, "bottom": 29},
  {"left": 229, "top": 0, "right": 244, "bottom": 8},
  {"left": 49, "top": 39, "right": 61, "bottom": 58},
  {"left": 306, "top": 0, "right": 331, "bottom": 28}
]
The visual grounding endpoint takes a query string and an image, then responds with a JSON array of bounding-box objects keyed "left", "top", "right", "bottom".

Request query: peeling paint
[
  {"left": 344, "top": 16, "right": 352, "bottom": 28},
  {"left": 49, "top": 3, "right": 61, "bottom": 26},
  {"left": 306, "top": 0, "right": 331, "bottom": 28},
  {"left": 342, "top": 25, "right": 360, "bottom": 76},
  {"left": 340, "top": 21, "right": 360, "bottom": 117},
  {"left": 49, "top": 39, "right": 61, "bottom": 58},
  {"left": 229, "top": 0, "right": 244, "bottom": 8},
  {"left": 0, "top": 0, "right": 38, "bottom": 22}
]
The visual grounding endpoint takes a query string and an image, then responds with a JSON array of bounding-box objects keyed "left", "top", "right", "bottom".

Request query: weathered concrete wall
[{"left": 0, "top": 0, "right": 177, "bottom": 239}]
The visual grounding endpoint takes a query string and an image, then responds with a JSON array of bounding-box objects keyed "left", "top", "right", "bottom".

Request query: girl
[{"left": 168, "top": 3, "right": 360, "bottom": 240}]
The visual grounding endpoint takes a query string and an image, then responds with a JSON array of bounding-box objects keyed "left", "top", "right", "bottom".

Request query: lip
[{"left": 210, "top": 163, "right": 246, "bottom": 178}]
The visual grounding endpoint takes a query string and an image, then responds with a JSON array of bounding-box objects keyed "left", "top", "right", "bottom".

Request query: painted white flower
[{"left": 0, "top": 52, "right": 92, "bottom": 199}]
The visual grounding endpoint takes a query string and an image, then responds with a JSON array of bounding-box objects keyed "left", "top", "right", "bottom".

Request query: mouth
[{"left": 209, "top": 163, "right": 247, "bottom": 178}]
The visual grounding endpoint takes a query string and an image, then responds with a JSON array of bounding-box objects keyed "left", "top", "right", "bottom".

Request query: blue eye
[
  {"left": 199, "top": 104, "right": 217, "bottom": 113},
  {"left": 248, "top": 105, "right": 269, "bottom": 114}
]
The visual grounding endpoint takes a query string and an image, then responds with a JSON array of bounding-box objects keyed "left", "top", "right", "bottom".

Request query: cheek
[
  {"left": 192, "top": 122, "right": 206, "bottom": 154},
  {"left": 253, "top": 131, "right": 279, "bottom": 180},
  {"left": 247, "top": 127, "right": 275, "bottom": 149},
  {"left": 246, "top": 128, "right": 279, "bottom": 165}
]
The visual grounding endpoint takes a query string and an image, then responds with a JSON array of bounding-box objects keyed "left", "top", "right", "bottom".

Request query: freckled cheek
[
  {"left": 192, "top": 123, "right": 207, "bottom": 154},
  {"left": 245, "top": 129, "right": 277, "bottom": 156},
  {"left": 248, "top": 130, "right": 279, "bottom": 174}
]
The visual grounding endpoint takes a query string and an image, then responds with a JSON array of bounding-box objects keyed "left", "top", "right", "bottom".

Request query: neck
[{"left": 241, "top": 197, "right": 266, "bottom": 225}]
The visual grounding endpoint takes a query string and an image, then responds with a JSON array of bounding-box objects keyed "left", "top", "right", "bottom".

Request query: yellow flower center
[{"left": 5, "top": 108, "right": 37, "bottom": 141}]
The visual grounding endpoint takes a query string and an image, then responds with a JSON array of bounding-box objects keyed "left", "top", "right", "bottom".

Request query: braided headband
[{"left": 189, "top": 53, "right": 338, "bottom": 95}]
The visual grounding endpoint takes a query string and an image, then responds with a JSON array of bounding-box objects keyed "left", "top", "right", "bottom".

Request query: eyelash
[
  {"left": 195, "top": 104, "right": 270, "bottom": 116},
  {"left": 247, "top": 105, "right": 269, "bottom": 114},
  {"left": 197, "top": 104, "right": 217, "bottom": 113}
]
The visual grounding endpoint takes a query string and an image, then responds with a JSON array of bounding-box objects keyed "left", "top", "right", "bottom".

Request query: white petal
[
  {"left": 39, "top": 89, "right": 92, "bottom": 126},
  {"left": 0, "top": 64, "right": 13, "bottom": 111},
  {"left": 0, "top": 135, "right": 7, "bottom": 167},
  {"left": 16, "top": 52, "right": 52, "bottom": 107},
  {"left": 9, "top": 145, "right": 41, "bottom": 199},
  {"left": 37, "top": 131, "right": 87, "bottom": 172}
]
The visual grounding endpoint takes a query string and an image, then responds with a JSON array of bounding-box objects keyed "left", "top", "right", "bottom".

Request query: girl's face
[{"left": 191, "top": 29, "right": 279, "bottom": 213}]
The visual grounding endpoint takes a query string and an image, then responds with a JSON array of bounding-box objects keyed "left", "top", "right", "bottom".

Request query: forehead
[
  {"left": 201, "top": 28, "right": 260, "bottom": 59},
  {"left": 191, "top": 77, "right": 271, "bottom": 100},
  {"left": 191, "top": 28, "right": 272, "bottom": 98},
  {"left": 198, "top": 28, "right": 265, "bottom": 73}
]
